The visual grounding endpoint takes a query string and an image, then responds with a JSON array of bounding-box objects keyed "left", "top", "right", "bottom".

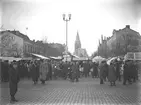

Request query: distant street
[{"left": 1, "top": 77, "right": 141, "bottom": 105}]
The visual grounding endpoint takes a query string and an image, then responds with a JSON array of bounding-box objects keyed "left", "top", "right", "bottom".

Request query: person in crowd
[
  {"left": 0, "top": 59, "right": 2, "bottom": 82},
  {"left": 103, "top": 61, "right": 109, "bottom": 82},
  {"left": 53, "top": 62, "right": 59, "bottom": 80},
  {"left": 18, "top": 61, "right": 24, "bottom": 79},
  {"left": 108, "top": 62, "right": 117, "bottom": 86},
  {"left": 123, "top": 60, "right": 132, "bottom": 85},
  {"left": 71, "top": 62, "right": 79, "bottom": 82},
  {"left": 115, "top": 60, "right": 121, "bottom": 81},
  {"left": 35, "top": 60, "right": 40, "bottom": 82},
  {"left": 1, "top": 61, "right": 4, "bottom": 82},
  {"left": 68, "top": 62, "right": 72, "bottom": 80},
  {"left": 2, "top": 60, "right": 9, "bottom": 82},
  {"left": 79, "top": 61, "right": 83, "bottom": 78},
  {"left": 30, "top": 61, "right": 38, "bottom": 84},
  {"left": 27, "top": 62, "right": 31, "bottom": 79},
  {"left": 130, "top": 60, "right": 137, "bottom": 83},
  {"left": 9, "top": 60, "right": 20, "bottom": 103},
  {"left": 99, "top": 60, "right": 107, "bottom": 84},
  {"left": 87, "top": 61, "right": 91, "bottom": 77},
  {"left": 48, "top": 60, "right": 52, "bottom": 80},
  {"left": 134, "top": 61, "right": 138, "bottom": 81},
  {"left": 91, "top": 62, "right": 97, "bottom": 78},
  {"left": 93, "top": 62, "right": 99, "bottom": 78},
  {"left": 39, "top": 60, "right": 48, "bottom": 84},
  {"left": 62, "top": 61, "right": 69, "bottom": 80},
  {"left": 83, "top": 61, "right": 89, "bottom": 78}
]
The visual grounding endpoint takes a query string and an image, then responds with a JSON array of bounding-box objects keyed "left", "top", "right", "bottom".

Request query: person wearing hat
[
  {"left": 99, "top": 60, "right": 107, "bottom": 84},
  {"left": 108, "top": 62, "right": 116, "bottom": 86},
  {"left": 123, "top": 60, "right": 132, "bottom": 85},
  {"left": 39, "top": 60, "right": 48, "bottom": 84},
  {"left": 30, "top": 61, "right": 39, "bottom": 85},
  {"left": 9, "top": 60, "right": 20, "bottom": 103}
]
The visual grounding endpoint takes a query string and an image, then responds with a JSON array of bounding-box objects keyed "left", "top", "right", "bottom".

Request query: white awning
[
  {"left": 50, "top": 56, "right": 62, "bottom": 60},
  {"left": 72, "top": 54, "right": 79, "bottom": 58},
  {"left": 0, "top": 57, "right": 22, "bottom": 61},
  {"left": 22, "top": 57, "right": 32, "bottom": 60},
  {"left": 73, "top": 57, "right": 88, "bottom": 61},
  {"left": 31, "top": 53, "right": 49, "bottom": 59}
]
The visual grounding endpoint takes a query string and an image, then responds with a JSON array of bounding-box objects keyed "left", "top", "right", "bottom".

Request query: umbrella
[
  {"left": 107, "top": 57, "right": 117, "bottom": 65},
  {"left": 92, "top": 56, "right": 105, "bottom": 63}
]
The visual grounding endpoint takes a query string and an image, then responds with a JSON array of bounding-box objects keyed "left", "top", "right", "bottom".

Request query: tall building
[
  {"left": 75, "top": 31, "right": 81, "bottom": 50},
  {"left": 74, "top": 31, "right": 88, "bottom": 57}
]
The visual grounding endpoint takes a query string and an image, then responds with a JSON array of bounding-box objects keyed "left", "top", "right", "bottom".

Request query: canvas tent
[
  {"left": 0, "top": 57, "right": 22, "bottom": 62},
  {"left": 31, "top": 53, "right": 49, "bottom": 59},
  {"left": 92, "top": 56, "right": 105, "bottom": 63}
]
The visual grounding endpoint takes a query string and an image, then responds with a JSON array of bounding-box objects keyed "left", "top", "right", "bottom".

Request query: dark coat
[
  {"left": 30, "top": 64, "right": 38, "bottom": 81},
  {"left": 9, "top": 66, "right": 20, "bottom": 96},
  {"left": 62, "top": 63, "right": 69, "bottom": 73},
  {"left": 9, "top": 66, "right": 20, "bottom": 84},
  {"left": 123, "top": 62, "right": 131, "bottom": 79},
  {"left": 83, "top": 63, "right": 89, "bottom": 73},
  {"left": 72, "top": 64, "right": 79, "bottom": 78},
  {"left": 108, "top": 65, "right": 116, "bottom": 82},
  {"left": 92, "top": 63, "right": 98, "bottom": 76},
  {"left": 115, "top": 62, "right": 120, "bottom": 76},
  {"left": 99, "top": 63, "right": 106, "bottom": 79}
]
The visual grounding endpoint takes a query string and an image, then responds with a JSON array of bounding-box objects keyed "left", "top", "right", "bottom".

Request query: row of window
[{"left": 23, "top": 44, "right": 43, "bottom": 54}]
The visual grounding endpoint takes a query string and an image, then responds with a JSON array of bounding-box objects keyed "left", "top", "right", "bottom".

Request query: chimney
[{"left": 126, "top": 25, "right": 130, "bottom": 29}]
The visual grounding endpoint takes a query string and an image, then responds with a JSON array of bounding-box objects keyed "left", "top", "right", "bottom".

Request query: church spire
[
  {"left": 75, "top": 31, "right": 81, "bottom": 50},
  {"left": 76, "top": 31, "right": 80, "bottom": 42}
]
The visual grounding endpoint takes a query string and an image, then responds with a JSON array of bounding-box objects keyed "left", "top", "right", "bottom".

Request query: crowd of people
[{"left": 0, "top": 58, "right": 140, "bottom": 103}]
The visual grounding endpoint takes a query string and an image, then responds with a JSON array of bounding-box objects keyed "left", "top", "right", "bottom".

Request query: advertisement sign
[
  {"left": 134, "top": 52, "right": 141, "bottom": 60},
  {"left": 125, "top": 52, "right": 141, "bottom": 60}
]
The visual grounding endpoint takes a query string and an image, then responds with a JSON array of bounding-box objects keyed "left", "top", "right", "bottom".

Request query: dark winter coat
[
  {"left": 9, "top": 66, "right": 20, "bottom": 96},
  {"left": 72, "top": 64, "right": 79, "bottom": 78},
  {"left": 30, "top": 64, "right": 38, "bottom": 81},
  {"left": 83, "top": 63, "right": 89, "bottom": 73},
  {"left": 92, "top": 63, "right": 98, "bottom": 76},
  {"left": 99, "top": 63, "right": 106, "bottom": 79},
  {"left": 108, "top": 64, "right": 116, "bottom": 82}
]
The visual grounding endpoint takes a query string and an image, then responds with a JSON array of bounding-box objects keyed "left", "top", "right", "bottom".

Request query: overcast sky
[{"left": 1, "top": 0, "right": 141, "bottom": 56}]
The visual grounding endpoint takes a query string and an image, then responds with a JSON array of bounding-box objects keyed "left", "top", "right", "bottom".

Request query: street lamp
[{"left": 63, "top": 14, "right": 71, "bottom": 54}]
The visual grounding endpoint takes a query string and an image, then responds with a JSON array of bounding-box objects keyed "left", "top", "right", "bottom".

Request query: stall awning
[
  {"left": 31, "top": 53, "right": 49, "bottom": 59},
  {"left": 73, "top": 57, "right": 89, "bottom": 61},
  {"left": 0, "top": 57, "right": 22, "bottom": 62},
  {"left": 50, "top": 56, "right": 62, "bottom": 60}
]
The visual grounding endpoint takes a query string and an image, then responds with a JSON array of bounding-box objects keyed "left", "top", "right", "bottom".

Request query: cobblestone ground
[{"left": 0, "top": 77, "right": 141, "bottom": 105}]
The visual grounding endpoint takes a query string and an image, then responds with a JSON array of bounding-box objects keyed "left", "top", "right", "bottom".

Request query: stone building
[
  {"left": 97, "top": 25, "right": 141, "bottom": 58},
  {"left": 0, "top": 30, "right": 45, "bottom": 57}
]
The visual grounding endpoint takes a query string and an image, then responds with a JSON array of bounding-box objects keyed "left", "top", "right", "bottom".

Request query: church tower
[
  {"left": 74, "top": 31, "right": 88, "bottom": 57},
  {"left": 75, "top": 31, "right": 81, "bottom": 50}
]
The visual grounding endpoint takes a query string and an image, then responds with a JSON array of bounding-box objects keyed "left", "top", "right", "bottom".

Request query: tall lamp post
[{"left": 63, "top": 14, "right": 71, "bottom": 54}]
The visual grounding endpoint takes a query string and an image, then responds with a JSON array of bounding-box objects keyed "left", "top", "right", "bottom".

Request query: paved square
[{"left": 0, "top": 77, "right": 141, "bottom": 105}]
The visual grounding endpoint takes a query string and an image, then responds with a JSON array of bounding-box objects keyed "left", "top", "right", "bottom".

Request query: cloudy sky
[{"left": 0, "top": 0, "right": 141, "bottom": 56}]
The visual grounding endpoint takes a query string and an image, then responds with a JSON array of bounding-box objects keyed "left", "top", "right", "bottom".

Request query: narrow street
[{"left": 1, "top": 77, "right": 141, "bottom": 105}]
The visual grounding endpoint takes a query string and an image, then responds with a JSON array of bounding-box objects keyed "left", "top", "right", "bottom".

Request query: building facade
[
  {"left": 0, "top": 30, "right": 45, "bottom": 57},
  {"left": 97, "top": 25, "right": 141, "bottom": 58},
  {"left": 0, "top": 31, "right": 24, "bottom": 57}
]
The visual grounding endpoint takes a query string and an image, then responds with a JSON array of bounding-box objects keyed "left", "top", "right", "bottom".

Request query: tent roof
[{"left": 31, "top": 53, "right": 49, "bottom": 59}]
